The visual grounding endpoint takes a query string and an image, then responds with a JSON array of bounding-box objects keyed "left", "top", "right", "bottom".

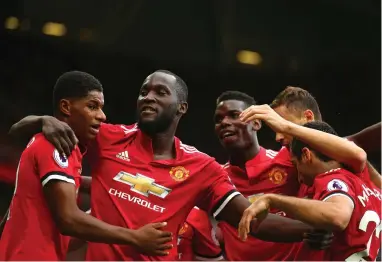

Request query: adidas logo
[{"left": 116, "top": 151, "right": 130, "bottom": 161}]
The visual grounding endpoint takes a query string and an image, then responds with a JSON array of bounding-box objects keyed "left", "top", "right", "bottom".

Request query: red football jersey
[
  {"left": 296, "top": 168, "right": 382, "bottom": 261},
  {"left": 178, "top": 207, "right": 223, "bottom": 261},
  {"left": 85, "top": 123, "right": 238, "bottom": 261},
  {"left": 0, "top": 133, "right": 82, "bottom": 260},
  {"left": 219, "top": 146, "right": 301, "bottom": 261}
]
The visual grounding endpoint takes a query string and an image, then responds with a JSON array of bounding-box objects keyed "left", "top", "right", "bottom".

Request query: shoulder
[
  {"left": 272, "top": 146, "right": 294, "bottom": 167},
  {"left": 314, "top": 168, "right": 356, "bottom": 194},
  {"left": 179, "top": 141, "right": 216, "bottom": 163},
  {"left": 100, "top": 123, "right": 138, "bottom": 135},
  {"left": 29, "top": 134, "right": 81, "bottom": 166},
  {"left": 27, "top": 133, "right": 55, "bottom": 152}
]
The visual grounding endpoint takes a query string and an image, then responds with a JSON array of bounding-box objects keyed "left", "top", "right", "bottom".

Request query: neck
[
  {"left": 316, "top": 161, "right": 343, "bottom": 174},
  {"left": 149, "top": 121, "right": 178, "bottom": 160},
  {"left": 229, "top": 140, "right": 261, "bottom": 168}
]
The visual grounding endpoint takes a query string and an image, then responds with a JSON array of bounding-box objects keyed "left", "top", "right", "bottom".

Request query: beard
[{"left": 137, "top": 104, "right": 178, "bottom": 135}]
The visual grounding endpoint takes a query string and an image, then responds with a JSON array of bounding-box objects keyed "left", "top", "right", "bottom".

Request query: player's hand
[
  {"left": 132, "top": 222, "right": 173, "bottom": 256},
  {"left": 42, "top": 116, "right": 78, "bottom": 156},
  {"left": 239, "top": 104, "right": 289, "bottom": 133},
  {"left": 303, "top": 229, "right": 334, "bottom": 250},
  {"left": 238, "top": 195, "right": 270, "bottom": 241}
]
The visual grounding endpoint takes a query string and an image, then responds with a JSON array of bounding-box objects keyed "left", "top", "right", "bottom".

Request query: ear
[
  {"left": 178, "top": 102, "right": 188, "bottom": 115},
  {"left": 251, "top": 119, "right": 262, "bottom": 131},
  {"left": 303, "top": 109, "right": 315, "bottom": 122},
  {"left": 301, "top": 147, "right": 312, "bottom": 163},
  {"left": 59, "top": 99, "right": 71, "bottom": 117}
]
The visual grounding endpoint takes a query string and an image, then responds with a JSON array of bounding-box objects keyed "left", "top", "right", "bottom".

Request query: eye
[
  {"left": 157, "top": 89, "right": 167, "bottom": 96},
  {"left": 88, "top": 104, "right": 97, "bottom": 110},
  {"left": 214, "top": 115, "right": 222, "bottom": 124},
  {"left": 140, "top": 90, "right": 148, "bottom": 96},
  {"left": 231, "top": 112, "right": 240, "bottom": 119}
]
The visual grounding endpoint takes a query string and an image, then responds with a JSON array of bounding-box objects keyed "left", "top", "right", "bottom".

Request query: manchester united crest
[
  {"left": 268, "top": 167, "right": 287, "bottom": 185},
  {"left": 178, "top": 223, "right": 189, "bottom": 236},
  {"left": 170, "top": 166, "right": 190, "bottom": 181}
]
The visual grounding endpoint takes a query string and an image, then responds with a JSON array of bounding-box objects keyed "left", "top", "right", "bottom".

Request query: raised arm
[
  {"left": 347, "top": 122, "right": 381, "bottom": 154},
  {"left": 240, "top": 105, "right": 367, "bottom": 173},
  {"left": 347, "top": 122, "right": 381, "bottom": 188},
  {"left": 9, "top": 115, "right": 77, "bottom": 156}
]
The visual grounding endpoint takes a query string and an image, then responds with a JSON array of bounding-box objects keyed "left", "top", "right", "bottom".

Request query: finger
[
  {"left": 62, "top": 132, "right": 74, "bottom": 154},
  {"left": 238, "top": 213, "right": 250, "bottom": 240},
  {"left": 159, "top": 231, "right": 172, "bottom": 238},
  {"left": 51, "top": 138, "right": 65, "bottom": 157},
  {"left": 242, "top": 114, "right": 262, "bottom": 123},
  {"left": 57, "top": 136, "right": 71, "bottom": 157},
  {"left": 151, "top": 222, "right": 168, "bottom": 229},
  {"left": 157, "top": 236, "right": 173, "bottom": 244},
  {"left": 155, "top": 250, "right": 170, "bottom": 256},
  {"left": 158, "top": 243, "right": 173, "bottom": 250},
  {"left": 67, "top": 128, "right": 79, "bottom": 145}
]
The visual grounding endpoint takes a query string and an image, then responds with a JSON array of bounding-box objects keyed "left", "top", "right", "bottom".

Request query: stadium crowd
[{"left": 0, "top": 70, "right": 380, "bottom": 261}]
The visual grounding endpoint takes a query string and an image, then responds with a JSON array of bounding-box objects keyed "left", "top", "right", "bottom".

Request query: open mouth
[
  {"left": 220, "top": 130, "right": 236, "bottom": 139},
  {"left": 141, "top": 105, "right": 157, "bottom": 114},
  {"left": 90, "top": 124, "right": 100, "bottom": 134}
]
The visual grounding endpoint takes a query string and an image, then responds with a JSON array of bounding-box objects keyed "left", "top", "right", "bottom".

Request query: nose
[
  {"left": 96, "top": 109, "right": 107, "bottom": 122},
  {"left": 220, "top": 116, "right": 232, "bottom": 127},
  {"left": 143, "top": 90, "right": 156, "bottom": 102},
  {"left": 275, "top": 132, "right": 284, "bottom": 143}
]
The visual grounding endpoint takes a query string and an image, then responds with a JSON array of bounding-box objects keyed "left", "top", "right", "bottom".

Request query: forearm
[
  {"left": 285, "top": 122, "right": 366, "bottom": 173},
  {"left": 79, "top": 176, "right": 91, "bottom": 194},
  {"left": 250, "top": 213, "right": 311, "bottom": 242},
  {"left": 347, "top": 122, "right": 381, "bottom": 154},
  {"left": 60, "top": 209, "right": 136, "bottom": 246},
  {"left": 8, "top": 115, "right": 46, "bottom": 143},
  {"left": 366, "top": 162, "right": 381, "bottom": 188},
  {"left": 267, "top": 194, "right": 344, "bottom": 231},
  {"left": 68, "top": 237, "right": 86, "bottom": 252}
]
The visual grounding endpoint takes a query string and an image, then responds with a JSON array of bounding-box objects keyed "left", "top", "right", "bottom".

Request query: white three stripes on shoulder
[
  {"left": 265, "top": 149, "right": 278, "bottom": 159},
  {"left": 120, "top": 124, "right": 138, "bottom": 134}
]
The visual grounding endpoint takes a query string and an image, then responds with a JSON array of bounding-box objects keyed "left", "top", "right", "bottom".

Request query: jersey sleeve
[
  {"left": 32, "top": 137, "right": 78, "bottom": 187},
  {"left": 313, "top": 172, "right": 356, "bottom": 208},
  {"left": 197, "top": 161, "right": 240, "bottom": 219},
  {"left": 188, "top": 209, "right": 223, "bottom": 260}
]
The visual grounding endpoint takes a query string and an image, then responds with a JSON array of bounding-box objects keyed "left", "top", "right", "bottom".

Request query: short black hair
[
  {"left": 155, "top": 70, "right": 188, "bottom": 102},
  {"left": 216, "top": 91, "right": 257, "bottom": 108},
  {"left": 52, "top": 71, "right": 103, "bottom": 112},
  {"left": 291, "top": 121, "right": 338, "bottom": 162},
  {"left": 270, "top": 86, "right": 322, "bottom": 121}
]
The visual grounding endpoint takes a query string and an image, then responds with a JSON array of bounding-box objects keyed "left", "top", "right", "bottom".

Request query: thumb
[{"left": 151, "top": 222, "right": 167, "bottom": 229}]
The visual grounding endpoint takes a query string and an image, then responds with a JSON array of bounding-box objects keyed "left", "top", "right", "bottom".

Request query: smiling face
[
  {"left": 136, "top": 72, "right": 187, "bottom": 135},
  {"left": 214, "top": 99, "right": 261, "bottom": 150}
]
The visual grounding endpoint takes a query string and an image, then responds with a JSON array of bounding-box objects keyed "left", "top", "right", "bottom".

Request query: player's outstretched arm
[
  {"left": 347, "top": 122, "right": 381, "bottom": 154},
  {"left": 240, "top": 105, "right": 367, "bottom": 173},
  {"left": 216, "top": 195, "right": 312, "bottom": 243},
  {"left": 44, "top": 180, "right": 173, "bottom": 256},
  {"left": 237, "top": 194, "right": 353, "bottom": 241},
  {"left": 347, "top": 122, "right": 381, "bottom": 188},
  {"left": 9, "top": 115, "right": 77, "bottom": 156}
]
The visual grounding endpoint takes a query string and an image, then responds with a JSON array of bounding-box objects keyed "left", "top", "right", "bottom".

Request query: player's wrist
[
  {"left": 266, "top": 194, "right": 278, "bottom": 208},
  {"left": 122, "top": 228, "right": 140, "bottom": 247},
  {"left": 281, "top": 120, "right": 296, "bottom": 135}
]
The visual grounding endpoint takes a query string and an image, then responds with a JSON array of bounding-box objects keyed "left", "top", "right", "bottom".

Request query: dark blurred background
[{"left": 0, "top": 0, "right": 380, "bottom": 167}]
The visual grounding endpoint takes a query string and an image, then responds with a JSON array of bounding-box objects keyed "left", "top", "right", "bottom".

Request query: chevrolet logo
[{"left": 113, "top": 172, "right": 171, "bottom": 198}]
